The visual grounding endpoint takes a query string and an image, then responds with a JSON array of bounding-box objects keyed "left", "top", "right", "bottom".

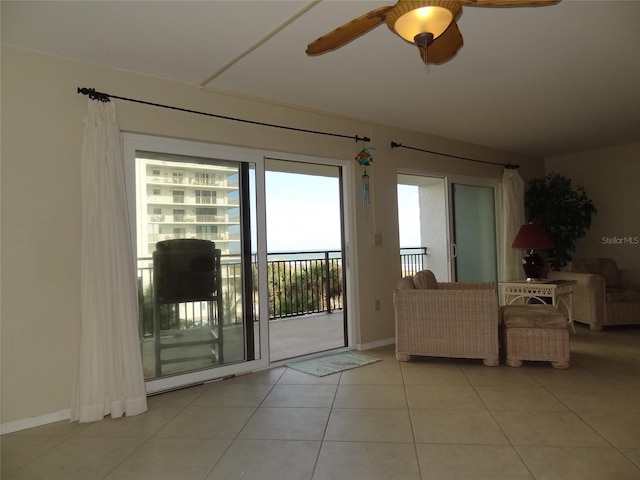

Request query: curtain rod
[
  {"left": 77, "top": 87, "right": 370, "bottom": 143},
  {"left": 390, "top": 141, "right": 519, "bottom": 169}
]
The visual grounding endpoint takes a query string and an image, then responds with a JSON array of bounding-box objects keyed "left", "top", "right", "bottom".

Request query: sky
[
  {"left": 264, "top": 172, "right": 421, "bottom": 252},
  {"left": 265, "top": 171, "right": 341, "bottom": 252},
  {"left": 397, "top": 184, "right": 421, "bottom": 248}
]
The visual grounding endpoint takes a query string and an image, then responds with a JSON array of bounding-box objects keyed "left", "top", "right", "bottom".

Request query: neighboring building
[{"left": 134, "top": 153, "right": 240, "bottom": 261}]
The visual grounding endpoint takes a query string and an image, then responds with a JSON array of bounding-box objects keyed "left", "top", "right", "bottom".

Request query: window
[
  {"left": 196, "top": 225, "right": 218, "bottom": 240},
  {"left": 173, "top": 209, "right": 185, "bottom": 222},
  {"left": 152, "top": 188, "right": 161, "bottom": 195},
  {"left": 195, "top": 172, "right": 214, "bottom": 186},
  {"left": 195, "top": 207, "right": 217, "bottom": 222},
  {"left": 173, "top": 227, "right": 186, "bottom": 238},
  {"left": 147, "top": 223, "right": 161, "bottom": 242},
  {"left": 172, "top": 190, "right": 185, "bottom": 203},
  {"left": 153, "top": 208, "right": 162, "bottom": 215},
  {"left": 195, "top": 190, "right": 215, "bottom": 204},
  {"left": 172, "top": 172, "right": 184, "bottom": 184},
  {"left": 196, "top": 225, "right": 218, "bottom": 234}
]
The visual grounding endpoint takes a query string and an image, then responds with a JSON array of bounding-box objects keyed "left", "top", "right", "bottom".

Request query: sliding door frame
[
  {"left": 264, "top": 152, "right": 356, "bottom": 358},
  {"left": 124, "top": 133, "right": 269, "bottom": 394},
  {"left": 124, "top": 134, "right": 357, "bottom": 393}
]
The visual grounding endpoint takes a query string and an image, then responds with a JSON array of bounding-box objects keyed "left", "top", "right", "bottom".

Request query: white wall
[
  {"left": 546, "top": 143, "right": 640, "bottom": 270},
  {"left": 1, "top": 46, "right": 543, "bottom": 428},
  {"left": 419, "top": 181, "right": 449, "bottom": 281}
]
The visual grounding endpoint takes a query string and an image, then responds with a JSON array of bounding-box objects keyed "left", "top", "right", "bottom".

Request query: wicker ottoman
[{"left": 501, "top": 304, "right": 570, "bottom": 369}]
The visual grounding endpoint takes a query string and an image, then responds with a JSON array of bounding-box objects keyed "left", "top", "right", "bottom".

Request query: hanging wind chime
[{"left": 355, "top": 146, "right": 375, "bottom": 209}]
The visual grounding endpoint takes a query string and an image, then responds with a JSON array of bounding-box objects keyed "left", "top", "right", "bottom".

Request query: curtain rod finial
[{"left": 77, "top": 87, "right": 110, "bottom": 102}]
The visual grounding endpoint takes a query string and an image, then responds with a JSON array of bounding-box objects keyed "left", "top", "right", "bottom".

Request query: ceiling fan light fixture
[
  {"left": 395, "top": 6, "right": 452, "bottom": 42},
  {"left": 386, "top": 1, "right": 461, "bottom": 44}
]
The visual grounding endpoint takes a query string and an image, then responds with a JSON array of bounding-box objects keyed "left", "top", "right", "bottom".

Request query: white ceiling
[{"left": 3, "top": 0, "right": 639, "bottom": 158}]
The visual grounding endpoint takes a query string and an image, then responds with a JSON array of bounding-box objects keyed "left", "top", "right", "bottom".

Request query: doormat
[{"left": 287, "top": 351, "right": 381, "bottom": 377}]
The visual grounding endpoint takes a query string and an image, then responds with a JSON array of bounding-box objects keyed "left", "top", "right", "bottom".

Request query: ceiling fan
[{"left": 306, "top": 0, "right": 559, "bottom": 64}]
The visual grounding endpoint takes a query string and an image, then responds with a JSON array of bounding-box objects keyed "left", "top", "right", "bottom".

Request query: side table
[{"left": 499, "top": 279, "right": 577, "bottom": 332}]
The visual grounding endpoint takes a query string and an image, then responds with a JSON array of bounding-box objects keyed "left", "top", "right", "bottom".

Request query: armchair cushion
[
  {"left": 502, "top": 305, "right": 568, "bottom": 329},
  {"left": 397, "top": 277, "right": 416, "bottom": 290},
  {"left": 413, "top": 270, "right": 438, "bottom": 289}
]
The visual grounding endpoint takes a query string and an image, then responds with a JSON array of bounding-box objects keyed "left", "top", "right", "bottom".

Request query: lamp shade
[
  {"left": 386, "top": 1, "right": 460, "bottom": 44},
  {"left": 512, "top": 222, "right": 554, "bottom": 250}
]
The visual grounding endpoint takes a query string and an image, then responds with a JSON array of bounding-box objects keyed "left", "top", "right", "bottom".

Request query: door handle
[{"left": 451, "top": 243, "right": 457, "bottom": 258}]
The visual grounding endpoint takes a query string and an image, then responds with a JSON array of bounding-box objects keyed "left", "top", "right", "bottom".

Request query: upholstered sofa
[
  {"left": 393, "top": 270, "right": 500, "bottom": 366},
  {"left": 548, "top": 258, "right": 640, "bottom": 330}
]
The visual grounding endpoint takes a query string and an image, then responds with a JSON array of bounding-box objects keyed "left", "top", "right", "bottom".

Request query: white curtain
[
  {"left": 499, "top": 168, "right": 526, "bottom": 281},
  {"left": 70, "top": 99, "right": 147, "bottom": 422}
]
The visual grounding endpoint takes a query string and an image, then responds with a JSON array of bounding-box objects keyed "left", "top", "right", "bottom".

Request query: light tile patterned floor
[{"left": 3, "top": 325, "right": 640, "bottom": 479}]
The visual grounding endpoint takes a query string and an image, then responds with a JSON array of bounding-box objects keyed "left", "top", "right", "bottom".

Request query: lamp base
[{"left": 522, "top": 250, "right": 544, "bottom": 281}]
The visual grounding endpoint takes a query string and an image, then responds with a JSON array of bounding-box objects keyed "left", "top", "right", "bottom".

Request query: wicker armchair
[
  {"left": 393, "top": 270, "right": 500, "bottom": 366},
  {"left": 548, "top": 258, "right": 640, "bottom": 330}
]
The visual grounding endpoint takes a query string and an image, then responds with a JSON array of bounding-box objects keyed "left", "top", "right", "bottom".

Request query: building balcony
[{"left": 137, "top": 248, "right": 426, "bottom": 375}]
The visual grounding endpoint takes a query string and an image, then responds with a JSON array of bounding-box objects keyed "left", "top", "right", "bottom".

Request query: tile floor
[{"left": 2, "top": 325, "right": 640, "bottom": 479}]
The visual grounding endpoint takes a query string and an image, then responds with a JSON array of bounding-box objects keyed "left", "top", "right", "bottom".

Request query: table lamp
[{"left": 512, "top": 222, "right": 554, "bottom": 281}]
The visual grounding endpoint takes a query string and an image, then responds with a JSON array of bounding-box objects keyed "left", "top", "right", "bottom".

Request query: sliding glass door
[
  {"left": 265, "top": 159, "right": 348, "bottom": 361},
  {"left": 125, "top": 135, "right": 268, "bottom": 394},
  {"left": 397, "top": 174, "right": 498, "bottom": 283},
  {"left": 450, "top": 183, "right": 498, "bottom": 283}
]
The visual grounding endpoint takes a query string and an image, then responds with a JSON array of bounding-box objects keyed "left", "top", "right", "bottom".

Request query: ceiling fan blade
[
  {"left": 418, "top": 21, "right": 464, "bottom": 65},
  {"left": 461, "top": 0, "right": 559, "bottom": 7},
  {"left": 306, "top": 5, "right": 394, "bottom": 55}
]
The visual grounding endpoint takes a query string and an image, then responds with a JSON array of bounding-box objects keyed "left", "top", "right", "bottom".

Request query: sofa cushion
[
  {"left": 569, "top": 258, "right": 621, "bottom": 289},
  {"left": 606, "top": 288, "right": 640, "bottom": 303},
  {"left": 502, "top": 305, "right": 568, "bottom": 329},
  {"left": 567, "top": 261, "right": 592, "bottom": 274},
  {"left": 413, "top": 270, "right": 438, "bottom": 290}
]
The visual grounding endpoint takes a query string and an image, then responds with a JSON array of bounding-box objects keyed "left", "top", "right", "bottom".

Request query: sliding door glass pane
[
  {"left": 265, "top": 159, "right": 347, "bottom": 361},
  {"left": 452, "top": 183, "right": 498, "bottom": 283},
  {"left": 134, "top": 151, "right": 257, "bottom": 380}
]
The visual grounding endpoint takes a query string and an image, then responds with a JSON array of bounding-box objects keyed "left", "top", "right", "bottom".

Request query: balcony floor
[{"left": 141, "top": 311, "right": 345, "bottom": 379}]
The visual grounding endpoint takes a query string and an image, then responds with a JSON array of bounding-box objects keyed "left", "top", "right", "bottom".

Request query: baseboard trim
[
  {"left": 355, "top": 337, "right": 395, "bottom": 351},
  {"left": 1, "top": 338, "right": 396, "bottom": 434},
  {"left": 1, "top": 409, "right": 71, "bottom": 435}
]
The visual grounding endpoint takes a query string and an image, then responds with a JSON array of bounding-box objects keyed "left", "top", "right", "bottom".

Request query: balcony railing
[
  {"left": 267, "top": 250, "right": 343, "bottom": 319},
  {"left": 137, "top": 247, "right": 426, "bottom": 336},
  {"left": 401, "top": 247, "right": 428, "bottom": 277}
]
